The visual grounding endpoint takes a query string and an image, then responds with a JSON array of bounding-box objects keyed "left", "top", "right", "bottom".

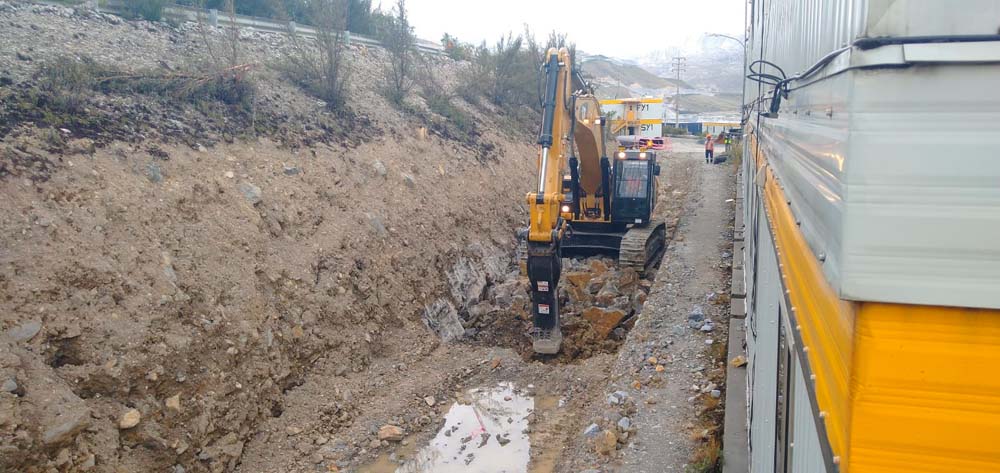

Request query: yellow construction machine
[{"left": 525, "top": 47, "right": 666, "bottom": 354}]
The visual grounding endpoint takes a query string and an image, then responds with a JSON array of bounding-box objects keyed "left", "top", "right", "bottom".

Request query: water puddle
[{"left": 361, "top": 383, "right": 554, "bottom": 473}]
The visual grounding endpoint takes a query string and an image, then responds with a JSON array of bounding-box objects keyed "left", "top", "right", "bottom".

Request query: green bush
[{"left": 123, "top": 0, "right": 169, "bottom": 21}]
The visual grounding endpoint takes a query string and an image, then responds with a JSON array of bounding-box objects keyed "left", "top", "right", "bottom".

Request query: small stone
[
  {"left": 283, "top": 166, "right": 301, "bottom": 175},
  {"left": 286, "top": 426, "right": 302, "bottom": 436},
  {"left": 647, "top": 356, "right": 657, "bottom": 365},
  {"left": 377, "top": 425, "right": 404, "bottom": 442},
  {"left": 595, "top": 430, "right": 618, "bottom": 455},
  {"left": 119, "top": 408, "right": 141, "bottom": 429},
  {"left": 424, "top": 396, "right": 436, "bottom": 407},
  {"left": 710, "top": 390, "right": 722, "bottom": 398},
  {"left": 617, "top": 417, "right": 632, "bottom": 432},
  {"left": 655, "top": 364, "right": 665, "bottom": 372},
  {"left": 165, "top": 393, "right": 182, "bottom": 412},
  {"left": 705, "top": 339, "right": 714, "bottom": 345},
  {"left": 239, "top": 182, "right": 262, "bottom": 205},
  {"left": 700, "top": 321, "right": 715, "bottom": 332},
  {"left": 582, "top": 423, "right": 601, "bottom": 437},
  {"left": 145, "top": 163, "right": 163, "bottom": 183},
  {"left": 402, "top": 173, "right": 415, "bottom": 188},
  {"left": 497, "top": 435, "right": 511, "bottom": 446},
  {"left": 224, "top": 171, "right": 235, "bottom": 179},
  {"left": 688, "top": 305, "right": 705, "bottom": 323},
  {"left": 373, "top": 160, "right": 387, "bottom": 177},
  {"left": 1, "top": 377, "right": 18, "bottom": 393},
  {"left": 6, "top": 320, "right": 41, "bottom": 342},
  {"left": 55, "top": 448, "right": 71, "bottom": 466},
  {"left": 79, "top": 453, "right": 96, "bottom": 470},
  {"left": 197, "top": 144, "right": 208, "bottom": 153}
]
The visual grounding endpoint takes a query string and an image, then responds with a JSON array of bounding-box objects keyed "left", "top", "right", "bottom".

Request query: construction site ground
[{"left": 0, "top": 5, "right": 736, "bottom": 473}]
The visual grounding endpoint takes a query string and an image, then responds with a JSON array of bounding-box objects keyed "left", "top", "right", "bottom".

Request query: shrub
[
  {"left": 375, "top": 0, "right": 415, "bottom": 106},
  {"left": 274, "top": 0, "right": 351, "bottom": 110},
  {"left": 441, "top": 33, "right": 471, "bottom": 61},
  {"left": 36, "top": 56, "right": 115, "bottom": 113},
  {"left": 456, "top": 28, "right": 575, "bottom": 113}
]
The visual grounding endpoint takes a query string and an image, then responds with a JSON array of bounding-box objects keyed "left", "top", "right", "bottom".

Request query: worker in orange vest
[{"left": 705, "top": 134, "right": 715, "bottom": 163}]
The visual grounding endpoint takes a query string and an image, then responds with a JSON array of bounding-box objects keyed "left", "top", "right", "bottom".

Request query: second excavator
[{"left": 525, "top": 47, "right": 666, "bottom": 354}]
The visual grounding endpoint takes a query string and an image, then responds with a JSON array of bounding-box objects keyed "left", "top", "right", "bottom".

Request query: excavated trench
[{"left": 465, "top": 253, "right": 666, "bottom": 365}]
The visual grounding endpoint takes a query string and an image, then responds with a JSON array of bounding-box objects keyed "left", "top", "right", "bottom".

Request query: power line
[{"left": 671, "top": 56, "right": 686, "bottom": 128}]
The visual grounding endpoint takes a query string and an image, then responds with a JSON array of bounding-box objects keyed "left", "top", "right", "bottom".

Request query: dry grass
[{"left": 687, "top": 437, "right": 722, "bottom": 473}]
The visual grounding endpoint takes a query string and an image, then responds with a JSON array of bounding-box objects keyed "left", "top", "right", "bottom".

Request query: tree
[{"left": 441, "top": 33, "right": 470, "bottom": 61}]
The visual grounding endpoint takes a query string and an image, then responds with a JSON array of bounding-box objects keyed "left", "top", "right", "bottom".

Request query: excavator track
[{"left": 619, "top": 220, "right": 667, "bottom": 276}]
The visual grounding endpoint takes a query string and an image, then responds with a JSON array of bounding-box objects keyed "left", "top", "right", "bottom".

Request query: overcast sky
[{"left": 406, "top": 0, "right": 746, "bottom": 59}]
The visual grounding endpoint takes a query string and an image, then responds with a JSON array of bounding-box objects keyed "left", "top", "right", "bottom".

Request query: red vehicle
[{"left": 639, "top": 137, "right": 670, "bottom": 151}]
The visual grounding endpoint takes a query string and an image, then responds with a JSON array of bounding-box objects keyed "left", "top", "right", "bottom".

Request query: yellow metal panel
[
  {"left": 753, "top": 126, "right": 1000, "bottom": 472},
  {"left": 763, "top": 162, "right": 856, "bottom": 464},
  {"left": 848, "top": 304, "right": 1000, "bottom": 473},
  {"left": 599, "top": 98, "right": 664, "bottom": 105}
]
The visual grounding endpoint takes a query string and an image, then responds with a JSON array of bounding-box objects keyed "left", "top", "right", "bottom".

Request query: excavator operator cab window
[
  {"left": 616, "top": 161, "right": 649, "bottom": 199},
  {"left": 611, "top": 152, "right": 656, "bottom": 225}
]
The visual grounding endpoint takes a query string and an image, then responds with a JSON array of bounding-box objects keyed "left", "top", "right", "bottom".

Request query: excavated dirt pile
[
  {"left": 0, "top": 4, "right": 536, "bottom": 472},
  {"left": 468, "top": 256, "right": 663, "bottom": 363}
]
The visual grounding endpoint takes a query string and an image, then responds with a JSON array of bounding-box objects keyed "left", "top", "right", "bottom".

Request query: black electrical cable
[{"left": 854, "top": 33, "right": 1000, "bottom": 50}]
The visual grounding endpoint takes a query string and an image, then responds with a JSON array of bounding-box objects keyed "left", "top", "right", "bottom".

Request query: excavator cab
[{"left": 611, "top": 150, "right": 660, "bottom": 226}]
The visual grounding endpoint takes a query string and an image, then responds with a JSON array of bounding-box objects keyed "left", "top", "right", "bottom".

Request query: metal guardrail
[{"left": 61, "top": 0, "right": 444, "bottom": 55}]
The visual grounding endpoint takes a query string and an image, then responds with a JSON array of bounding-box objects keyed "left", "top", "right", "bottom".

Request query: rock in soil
[
  {"left": 595, "top": 430, "right": 618, "bottom": 455},
  {"left": 119, "top": 408, "right": 141, "bottom": 429},
  {"left": 377, "top": 425, "right": 404, "bottom": 442}
]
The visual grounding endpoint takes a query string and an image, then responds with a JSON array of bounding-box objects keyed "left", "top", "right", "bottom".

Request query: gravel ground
[{"left": 561, "top": 141, "right": 736, "bottom": 472}]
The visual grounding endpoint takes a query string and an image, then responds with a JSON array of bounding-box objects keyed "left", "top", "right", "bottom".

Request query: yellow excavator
[{"left": 526, "top": 47, "right": 666, "bottom": 354}]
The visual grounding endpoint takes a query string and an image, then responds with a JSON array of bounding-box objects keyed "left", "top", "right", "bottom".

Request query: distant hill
[
  {"left": 581, "top": 56, "right": 692, "bottom": 90},
  {"left": 577, "top": 51, "right": 741, "bottom": 114},
  {"left": 580, "top": 56, "right": 693, "bottom": 99}
]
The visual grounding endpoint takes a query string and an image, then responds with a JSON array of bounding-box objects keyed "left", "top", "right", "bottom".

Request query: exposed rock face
[{"left": 423, "top": 299, "right": 465, "bottom": 342}]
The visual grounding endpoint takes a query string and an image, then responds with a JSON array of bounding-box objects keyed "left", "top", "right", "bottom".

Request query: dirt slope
[{"left": 0, "top": 4, "right": 536, "bottom": 472}]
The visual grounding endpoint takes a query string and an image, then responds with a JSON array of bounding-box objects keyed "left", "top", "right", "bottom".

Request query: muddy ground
[{"left": 0, "top": 4, "right": 736, "bottom": 473}]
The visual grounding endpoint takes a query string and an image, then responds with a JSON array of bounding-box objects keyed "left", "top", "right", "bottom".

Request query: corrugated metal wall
[
  {"left": 747, "top": 181, "right": 780, "bottom": 473},
  {"left": 790, "top": 358, "right": 828, "bottom": 472},
  {"left": 747, "top": 0, "right": 867, "bottom": 84}
]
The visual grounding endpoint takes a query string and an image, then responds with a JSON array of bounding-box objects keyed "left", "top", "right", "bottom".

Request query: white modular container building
[{"left": 733, "top": 1, "right": 1000, "bottom": 473}]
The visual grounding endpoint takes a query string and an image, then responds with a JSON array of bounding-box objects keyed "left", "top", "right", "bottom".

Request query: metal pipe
[{"left": 538, "top": 147, "right": 550, "bottom": 194}]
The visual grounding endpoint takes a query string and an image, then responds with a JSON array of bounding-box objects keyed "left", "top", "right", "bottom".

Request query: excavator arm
[{"left": 525, "top": 47, "right": 609, "bottom": 354}]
